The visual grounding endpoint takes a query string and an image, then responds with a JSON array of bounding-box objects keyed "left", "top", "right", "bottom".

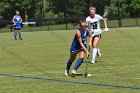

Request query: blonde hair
[{"left": 89, "top": 7, "right": 96, "bottom": 11}]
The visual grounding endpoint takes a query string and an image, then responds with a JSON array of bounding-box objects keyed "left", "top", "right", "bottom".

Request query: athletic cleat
[
  {"left": 65, "top": 69, "right": 69, "bottom": 76},
  {"left": 97, "top": 48, "right": 101, "bottom": 58},
  {"left": 19, "top": 38, "right": 23, "bottom": 40},
  {"left": 91, "top": 58, "right": 95, "bottom": 64},
  {"left": 103, "top": 28, "right": 109, "bottom": 32},
  {"left": 72, "top": 69, "right": 77, "bottom": 75}
]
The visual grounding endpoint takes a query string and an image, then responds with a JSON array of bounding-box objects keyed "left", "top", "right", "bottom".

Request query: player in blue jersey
[
  {"left": 12, "top": 11, "right": 23, "bottom": 40},
  {"left": 65, "top": 19, "right": 92, "bottom": 76}
]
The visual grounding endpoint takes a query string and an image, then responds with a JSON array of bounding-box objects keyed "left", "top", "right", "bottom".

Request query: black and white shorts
[{"left": 92, "top": 32, "right": 102, "bottom": 39}]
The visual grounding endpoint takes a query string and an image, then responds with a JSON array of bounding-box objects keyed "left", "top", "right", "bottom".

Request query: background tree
[
  {"left": 0, "top": 0, "right": 41, "bottom": 20},
  {"left": 105, "top": 0, "right": 131, "bottom": 19},
  {"left": 130, "top": 0, "right": 140, "bottom": 17},
  {"left": 47, "top": 0, "right": 89, "bottom": 18},
  {"left": 0, "top": 0, "right": 140, "bottom": 20}
]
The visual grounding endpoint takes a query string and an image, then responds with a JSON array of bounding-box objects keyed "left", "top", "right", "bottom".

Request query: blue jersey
[
  {"left": 13, "top": 15, "right": 22, "bottom": 29},
  {"left": 70, "top": 28, "right": 89, "bottom": 53}
]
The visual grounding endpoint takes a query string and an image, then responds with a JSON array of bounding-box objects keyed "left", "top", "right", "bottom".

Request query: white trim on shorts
[{"left": 70, "top": 48, "right": 83, "bottom": 54}]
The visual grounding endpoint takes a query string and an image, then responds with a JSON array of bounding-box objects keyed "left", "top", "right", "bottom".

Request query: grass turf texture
[{"left": 0, "top": 27, "right": 140, "bottom": 93}]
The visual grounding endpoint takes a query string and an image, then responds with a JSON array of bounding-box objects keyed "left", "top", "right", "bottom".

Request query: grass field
[{"left": 0, "top": 27, "right": 140, "bottom": 93}]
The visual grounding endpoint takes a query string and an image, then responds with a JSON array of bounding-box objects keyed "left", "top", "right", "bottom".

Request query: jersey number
[{"left": 91, "top": 22, "right": 97, "bottom": 29}]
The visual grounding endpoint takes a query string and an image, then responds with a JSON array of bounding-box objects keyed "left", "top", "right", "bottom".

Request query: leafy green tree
[
  {"left": 91, "top": 0, "right": 110, "bottom": 16},
  {"left": 130, "top": 0, "right": 140, "bottom": 17},
  {"left": 47, "top": 0, "right": 110, "bottom": 18},
  {"left": 47, "top": 0, "right": 92, "bottom": 18},
  {"left": 0, "top": 0, "right": 41, "bottom": 20},
  {"left": 105, "top": 0, "right": 130, "bottom": 18}
]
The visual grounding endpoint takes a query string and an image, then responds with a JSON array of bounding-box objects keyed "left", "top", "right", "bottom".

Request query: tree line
[{"left": 0, "top": 0, "right": 140, "bottom": 20}]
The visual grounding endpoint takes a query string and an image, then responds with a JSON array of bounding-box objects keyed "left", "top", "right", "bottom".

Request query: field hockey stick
[{"left": 84, "top": 46, "right": 90, "bottom": 78}]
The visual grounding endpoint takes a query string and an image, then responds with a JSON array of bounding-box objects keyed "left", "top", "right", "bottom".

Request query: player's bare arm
[
  {"left": 76, "top": 31, "right": 90, "bottom": 55},
  {"left": 20, "top": 16, "right": 22, "bottom": 23},
  {"left": 103, "top": 13, "right": 109, "bottom": 31},
  {"left": 12, "top": 16, "right": 16, "bottom": 24}
]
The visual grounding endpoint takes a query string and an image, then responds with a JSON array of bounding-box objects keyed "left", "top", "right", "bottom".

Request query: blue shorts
[
  {"left": 70, "top": 44, "right": 86, "bottom": 54},
  {"left": 14, "top": 23, "right": 22, "bottom": 29}
]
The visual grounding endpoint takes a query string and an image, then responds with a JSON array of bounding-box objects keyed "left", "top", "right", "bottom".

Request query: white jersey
[{"left": 86, "top": 14, "right": 103, "bottom": 36}]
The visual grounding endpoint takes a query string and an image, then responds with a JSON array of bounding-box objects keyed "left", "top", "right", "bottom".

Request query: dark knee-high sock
[
  {"left": 18, "top": 32, "right": 22, "bottom": 39},
  {"left": 74, "top": 58, "right": 83, "bottom": 71},
  {"left": 66, "top": 59, "right": 72, "bottom": 70},
  {"left": 14, "top": 32, "right": 17, "bottom": 39}
]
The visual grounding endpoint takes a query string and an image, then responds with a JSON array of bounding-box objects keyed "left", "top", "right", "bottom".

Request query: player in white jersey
[{"left": 86, "top": 7, "right": 109, "bottom": 64}]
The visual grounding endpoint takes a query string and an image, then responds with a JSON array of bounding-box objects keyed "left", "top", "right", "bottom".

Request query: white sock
[
  {"left": 92, "top": 48, "right": 97, "bottom": 60},
  {"left": 97, "top": 48, "right": 101, "bottom": 57},
  {"left": 97, "top": 48, "right": 100, "bottom": 54}
]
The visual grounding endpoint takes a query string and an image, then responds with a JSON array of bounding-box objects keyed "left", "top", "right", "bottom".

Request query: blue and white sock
[{"left": 74, "top": 58, "right": 83, "bottom": 71}]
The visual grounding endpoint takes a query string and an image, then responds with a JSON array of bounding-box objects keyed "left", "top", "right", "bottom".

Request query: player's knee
[
  {"left": 79, "top": 52, "right": 85, "bottom": 59},
  {"left": 79, "top": 56, "right": 84, "bottom": 60}
]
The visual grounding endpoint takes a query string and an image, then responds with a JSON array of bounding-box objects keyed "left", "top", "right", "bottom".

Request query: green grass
[
  {"left": 0, "top": 27, "right": 140, "bottom": 93},
  {"left": 0, "top": 23, "right": 79, "bottom": 32}
]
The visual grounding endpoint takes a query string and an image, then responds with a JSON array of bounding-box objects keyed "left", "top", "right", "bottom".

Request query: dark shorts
[
  {"left": 92, "top": 34, "right": 101, "bottom": 39},
  {"left": 14, "top": 28, "right": 21, "bottom": 30}
]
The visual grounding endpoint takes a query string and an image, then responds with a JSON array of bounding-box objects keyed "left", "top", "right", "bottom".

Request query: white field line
[
  {"left": 0, "top": 71, "right": 139, "bottom": 80},
  {"left": 33, "top": 70, "right": 140, "bottom": 80}
]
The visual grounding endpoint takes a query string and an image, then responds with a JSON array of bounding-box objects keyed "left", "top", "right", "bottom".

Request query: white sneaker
[
  {"left": 103, "top": 28, "right": 109, "bottom": 32},
  {"left": 91, "top": 58, "right": 95, "bottom": 64},
  {"left": 72, "top": 69, "right": 77, "bottom": 75},
  {"left": 97, "top": 48, "right": 101, "bottom": 58},
  {"left": 65, "top": 69, "right": 69, "bottom": 76}
]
